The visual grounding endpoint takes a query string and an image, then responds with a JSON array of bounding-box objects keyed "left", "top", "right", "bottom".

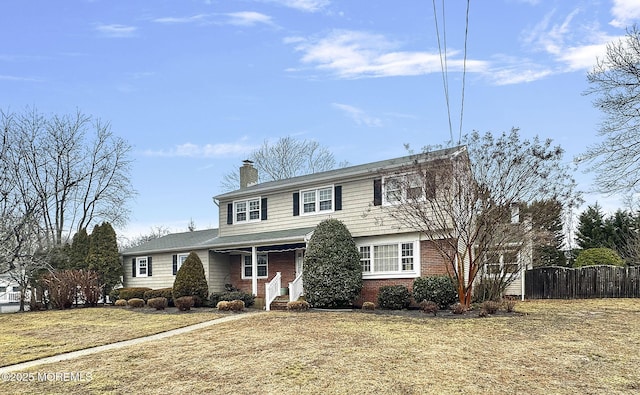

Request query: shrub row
[
  {"left": 110, "top": 287, "right": 152, "bottom": 302},
  {"left": 375, "top": 275, "right": 458, "bottom": 310},
  {"left": 144, "top": 288, "right": 173, "bottom": 305}
]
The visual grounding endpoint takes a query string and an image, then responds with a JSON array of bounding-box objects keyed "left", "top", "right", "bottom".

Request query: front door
[{"left": 295, "top": 249, "right": 304, "bottom": 278}]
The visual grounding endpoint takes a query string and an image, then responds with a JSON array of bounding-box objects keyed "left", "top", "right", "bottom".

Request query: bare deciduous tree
[
  {"left": 581, "top": 25, "right": 640, "bottom": 196},
  {"left": 381, "top": 129, "right": 579, "bottom": 305},
  {"left": 4, "top": 108, "right": 134, "bottom": 245},
  {"left": 220, "top": 136, "right": 343, "bottom": 191}
]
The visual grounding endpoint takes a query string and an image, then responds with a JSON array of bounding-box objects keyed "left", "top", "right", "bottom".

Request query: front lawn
[
  {"left": 2, "top": 299, "right": 639, "bottom": 394},
  {"left": 0, "top": 307, "right": 222, "bottom": 366}
]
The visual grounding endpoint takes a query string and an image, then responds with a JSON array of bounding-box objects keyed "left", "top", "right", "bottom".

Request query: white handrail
[
  {"left": 265, "top": 272, "right": 281, "bottom": 311},
  {"left": 0, "top": 291, "right": 21, "bottom": 303},
  {"left": 289, "top": 274, "right": 303, "bottom": 303}
]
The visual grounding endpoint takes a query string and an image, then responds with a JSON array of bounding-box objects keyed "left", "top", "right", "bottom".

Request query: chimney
[{"left": 240, "top": 160, "right": 258, "bottom": 189}]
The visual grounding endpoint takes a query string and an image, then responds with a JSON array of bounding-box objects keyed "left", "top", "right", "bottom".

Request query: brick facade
[
  {"left": 230, "top": 251, "right": 297, "bottom": 298},
  {"left": 230, "top": 240, "right": 451, "bottom": 305}
]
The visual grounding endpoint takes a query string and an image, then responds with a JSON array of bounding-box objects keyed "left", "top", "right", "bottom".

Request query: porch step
[{"left": 269, "top": 296, "right": 289, "bottom": 311}]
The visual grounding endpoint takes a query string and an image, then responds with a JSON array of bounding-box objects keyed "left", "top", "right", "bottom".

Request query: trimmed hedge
[
  {"left": 377, "top": 285, "right": 411, "bottom": 310},
  {"left": 144, "top": 288, "right": 174, "bottom": 306},
  {"left": 147, "top": 297, "right": 168, "bottom": 310},
  {"left": 413, "top": 275, "right": 458, "bottom": 309},
  {"left": 209, "top": 291, "right": 255, "bottom": 308},
  {"left": 114, "top": 299, "right": 128, "bottom": 307},
  {"left": 127, "top": 298, "right": 145, "bottom": 308},
  {"left": 175, "top": 296, "right": 194, "bottom": 311},
  {"left": 173, "top": 252, "right": 209, "bottom": 306},
  {"left": 112, "top": 287, "right": 152, "bottom": 301}
]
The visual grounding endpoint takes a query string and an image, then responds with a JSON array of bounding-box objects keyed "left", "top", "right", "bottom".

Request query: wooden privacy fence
[{"left": 525, "top": 265, "right": 640, "bottom": 299}]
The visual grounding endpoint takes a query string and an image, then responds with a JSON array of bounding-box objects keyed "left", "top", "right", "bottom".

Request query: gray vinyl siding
[
  {"left": 208, "top": 252, "right": 231, "bottom": 293},
  {"left": 220, "top": 177, "right": 410, "bottom": 238},
  {"left": 123, "top": 250, "right": 213, "bottom": 292}
]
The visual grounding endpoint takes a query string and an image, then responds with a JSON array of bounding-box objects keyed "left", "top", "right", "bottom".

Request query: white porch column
[{"left": 251, "top": 246, "right": 258, "bottom": 296}]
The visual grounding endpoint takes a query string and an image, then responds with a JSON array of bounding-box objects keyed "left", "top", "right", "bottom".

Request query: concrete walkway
[{"left": 0, "top": 311, "right": 260, "bottom": 374}]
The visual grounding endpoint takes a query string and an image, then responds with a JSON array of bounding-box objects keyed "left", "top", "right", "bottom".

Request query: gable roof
[{"left": 215, "top": 145, "right": 467, "bottom": 200}]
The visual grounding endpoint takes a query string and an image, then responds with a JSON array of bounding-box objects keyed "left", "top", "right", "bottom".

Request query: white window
[
  {"left": 177, "top": 253, "right": 189, "bottom": 273},
  {"left": 136, "top": 257, "right": 148, "bottom": 277},
  {"left": 483, "top": 250, "right": 520, "bottom": 277},
  {"left": 234, "top": 198, "right": 261, "bottom": 223},
  {"left": 301, "top": 186, "right": 333, "bottom": 214},
  {"left": 242, "top": 254, "right": 268, "bottom": 279},
  {"left": 383, "top": 173, "right": 435, "bottom": 204},
  {"left": 359, "top": 241, "right": 419, "bottom": 278}
]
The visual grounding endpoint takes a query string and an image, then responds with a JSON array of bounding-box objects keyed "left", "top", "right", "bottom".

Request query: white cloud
[
  {"left": 225, "top": 12, "right": 275, "bottom": 27},
  {"left": 262, "top": 0, "right": 330, "bottom": 13},
  {"left": 332, "top": 103, "right": 382, "bottom": 127},
  {"left": 288, "top": 29, "right": 488, "bottom": 79},
  {"left": 153, "top": 12, "right": 275, "bottom": 27},
  {"left": 610, "top": 0, "right": 640, "bottom": 28},
  {"left": 143, "top": 141, "right": 255, "bottom": 158},
  {"left": 95, "top": 24, "right": 137, "bottom": 38}
]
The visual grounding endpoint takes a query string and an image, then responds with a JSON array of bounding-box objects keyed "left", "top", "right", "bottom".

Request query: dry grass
[
  {"left": 2, "top": 299, "right": 640, "bottom": 394},
  {"left": 0, "top": 307, "right": 222, "bottom": 366}
]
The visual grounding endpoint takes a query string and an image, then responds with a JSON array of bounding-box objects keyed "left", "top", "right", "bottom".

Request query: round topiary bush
[
  {"left": 377, "top": 285, "right": 411, "bottom": 310},
  {"left": 147, "top": 297, "right": 168, "bottom": 310},
  {"left": 303, "top": 219, "right": 362, "bottom": 308},
  {"left": 172, "top": 252, "right": 209, "bottom": 306},
  {"left": 575, "top": 248, "right": 625, "bottom": 267},
  {"left": 413, "top": 275, "right": 458, "bottom": 309},
  {"left": 127, "top": 298, "right": 145, "bottom": 308}
]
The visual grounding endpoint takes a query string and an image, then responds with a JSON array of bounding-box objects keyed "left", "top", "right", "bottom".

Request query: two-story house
[{"left": 122, "top": 146, "right": 528, "bottom": 308}]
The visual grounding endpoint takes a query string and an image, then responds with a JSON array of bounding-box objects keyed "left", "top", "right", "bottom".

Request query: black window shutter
[
  {"left": 173, "top": 255, "right": 178, "bottom": 275},
  {"left": 373, "top": 179, "right": 382, "bottom": 206},
  {"left": 227, "top": 203, "right": 233, "bottom": 225},
  {"left": 131, "top": 258, "right": 136, "bottom": 277},
  {"left": 261, "top": 197, "right": 268, "bottom": 220},
  {"left": 148, "top": 257, "right": 153, "bottom": 276},
  {"left": 335, "top": 185, "right": 342, "bottom": 211},
  {"left": 293, "top": 192, "right": 300, "bottom": 216}
]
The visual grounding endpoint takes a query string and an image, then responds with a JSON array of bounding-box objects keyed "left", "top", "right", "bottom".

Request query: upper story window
[
  {"left": 383, "top": 173, "right": 435, "bottom": 205},
  {"left": 301, "top": 186, "right": 333, "bottom": 215},
  {"left": 234, "top": 198, "right": 261, "bottom": 223}
]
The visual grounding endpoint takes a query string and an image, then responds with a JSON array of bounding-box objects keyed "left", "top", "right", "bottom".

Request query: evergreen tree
[
  {"left": 69, "top": 228, "right": 91, "bottom": 269},
  {"left": 604, "top": 209, "right": 639, "bottom": 265},
  {"left": 172, "top": 251, "right": 209, "bottom": 306},
  {"left": 303, "top": 219, "right": 362, "bottom": 308},
  {"left": 575, "top": 203, "right": 608, "bottom": 249},
  {"left": 87, "top": 222, "right": 122, "bottom": 301}
]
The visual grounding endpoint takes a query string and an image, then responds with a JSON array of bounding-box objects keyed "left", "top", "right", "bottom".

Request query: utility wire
[
  {"left": 458, "top": 0, "right": 471, "bottom": 145},
  {"left": 432, "top": 0, "right": 453, "bottom": 145}
]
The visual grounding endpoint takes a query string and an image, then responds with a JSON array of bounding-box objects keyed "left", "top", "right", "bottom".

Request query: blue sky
[{"left": 2, "top": 0, "right": 639, "bottom": 240}]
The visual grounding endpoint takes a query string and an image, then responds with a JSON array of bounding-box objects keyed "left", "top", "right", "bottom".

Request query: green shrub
[
  {"left": 127, "top": 298, "right": 145, "bottom": 308},
  {"left": 147, "top": 297, "right": 168, "bottom": 310},
  {"left": 419, "top": 300, "right": 439, "bottom": 316},
  {"left": 175, "top": 296, "right": 194, "bottom": 311},
  {"left": 303, "top": 219, "right": 362, "bottom": 308},
  {"left": 482, "top": 300, "right": 501, "bottom": 314},
  {"left": 575, "top": 248, "right": 625, "bottom": 267},
  {"left": 117, "top": 287, "right": 152, "bottom": 300},
  {"left": 377, "top": 285, "right": 411, "bottom": 310},
  {"left": 209, "top": 291, "right": 255, "bottom": 308},
  {"left": 413, "top": 276, "right": 458, "bottom": 309},
  {"left": 362, "top": 301, "right": 375, "bottom": 311},
  {"left": 144, "top": 288, "right": 173, "bottom": 305},
  {"left": 173, "top": 252, "right": 209, "bottom": 306},
  {"left": 114, "top": 299, "right": 128, "bottom": 307},
  {"left": 287, "top": 300, "right": 310, "bottom": 311}
]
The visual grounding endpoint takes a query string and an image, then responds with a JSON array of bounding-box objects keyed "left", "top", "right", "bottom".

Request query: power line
[
  {"left": 459, "top": 0, "right": 471, "bottom": 145},
  {"left": 432, "top": 0, "right": 453, "bottom": 144}
]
